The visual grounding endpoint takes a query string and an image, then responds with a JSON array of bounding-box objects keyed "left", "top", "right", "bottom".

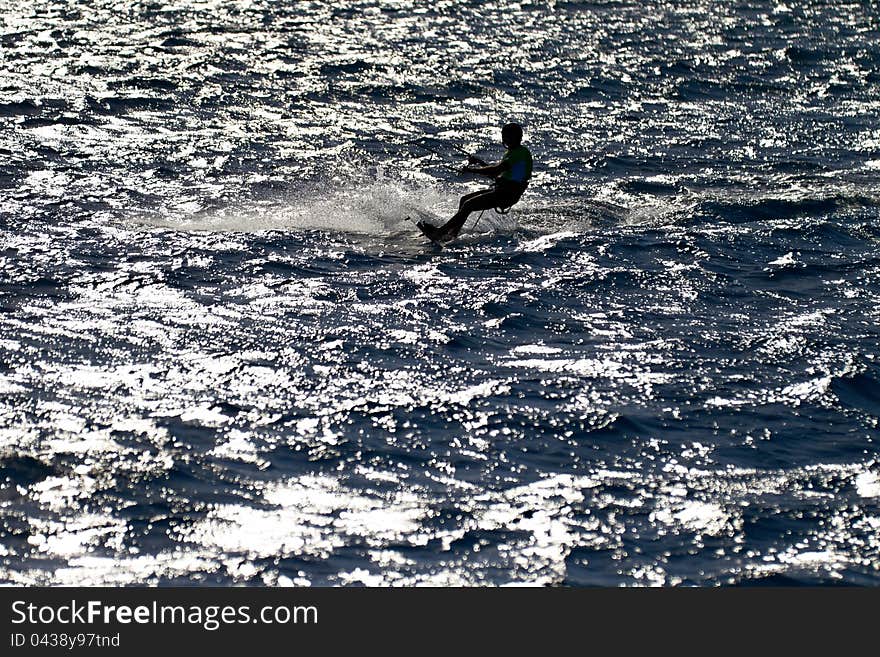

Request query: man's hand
[
  {"left": 460, "top": 162, "right": 487, "bottom": 174},
  {"left": 461, "top": 160, "right": 504, "bottom": 177}
]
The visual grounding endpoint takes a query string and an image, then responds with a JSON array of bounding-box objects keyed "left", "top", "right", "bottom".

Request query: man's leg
[
  {"left": 437, "top": 189, "right": 502, "bottom": 239},
  {"left": 458, "top": 189, "right": 486, "bottom": 210},
  {"left": 418, "top": 190, "right": 485, "bottom": 237}
]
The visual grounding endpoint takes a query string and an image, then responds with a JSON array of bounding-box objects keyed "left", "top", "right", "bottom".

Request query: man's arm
[{"left": 462, "top": 159, "right": 509, "bottom": 178}]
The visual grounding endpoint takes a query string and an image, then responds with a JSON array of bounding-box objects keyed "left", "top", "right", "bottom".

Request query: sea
[{"left": 1, "top": 0, "right": 879, "bottom": 586}]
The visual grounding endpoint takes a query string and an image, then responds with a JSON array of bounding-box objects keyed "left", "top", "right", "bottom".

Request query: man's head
[{"left": 502, "top": 122, "right": 523, "bottom": 147}]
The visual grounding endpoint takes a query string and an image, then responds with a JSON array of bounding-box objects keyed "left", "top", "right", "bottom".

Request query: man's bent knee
[{"left": 462, "top": 194, "right": 500, "bottom": 213}]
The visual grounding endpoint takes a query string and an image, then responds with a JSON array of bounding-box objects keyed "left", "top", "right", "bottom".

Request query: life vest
[{"left": 498, "top": 145, "right": 533, "bottom": 186}]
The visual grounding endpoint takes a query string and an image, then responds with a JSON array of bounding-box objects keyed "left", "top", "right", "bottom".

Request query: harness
[{"left": 492, "top": 178, "right": 527, "bottom": 215}]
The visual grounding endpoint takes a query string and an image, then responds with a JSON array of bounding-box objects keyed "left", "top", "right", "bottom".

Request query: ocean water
[{"left": 1, "top": 0, "right": 879, "bottom": 586}]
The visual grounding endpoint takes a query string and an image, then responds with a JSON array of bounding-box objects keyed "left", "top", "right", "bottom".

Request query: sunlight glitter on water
[{"left": 2, "top": 0, "right": 879, "bottom": 586}]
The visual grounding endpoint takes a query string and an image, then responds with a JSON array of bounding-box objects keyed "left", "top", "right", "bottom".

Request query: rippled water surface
[{"left": 2, "top": 1, "right": 880, "bottom": 586}]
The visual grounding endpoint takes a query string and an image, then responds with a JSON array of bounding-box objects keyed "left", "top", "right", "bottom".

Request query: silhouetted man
[{"left": 419, "top": 122, "right": 533, "bottom": 242}]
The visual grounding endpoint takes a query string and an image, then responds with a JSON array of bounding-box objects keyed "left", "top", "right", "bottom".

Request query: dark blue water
[{"left": 1, "top": 1, "right": 879, "bottom": 586}]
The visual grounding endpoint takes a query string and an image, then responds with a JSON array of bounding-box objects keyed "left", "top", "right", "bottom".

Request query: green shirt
[{"left": 499, "top": 145, "right": 533, "bottom": 185}]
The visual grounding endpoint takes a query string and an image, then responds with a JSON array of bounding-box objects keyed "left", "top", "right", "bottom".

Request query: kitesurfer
[{"left": 418, "top": 122, "right": 533, "bottom": 242}]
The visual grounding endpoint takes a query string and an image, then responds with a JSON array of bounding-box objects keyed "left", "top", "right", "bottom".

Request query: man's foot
[
  {"left": 417, "top": 220, "right": 457, "bottom": 243},
  {"left": 429, "top": 226, "right": 457, "bottom": 242},
  {"left": 418, "top": 221, "right": 440, "bottom": 238}
]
